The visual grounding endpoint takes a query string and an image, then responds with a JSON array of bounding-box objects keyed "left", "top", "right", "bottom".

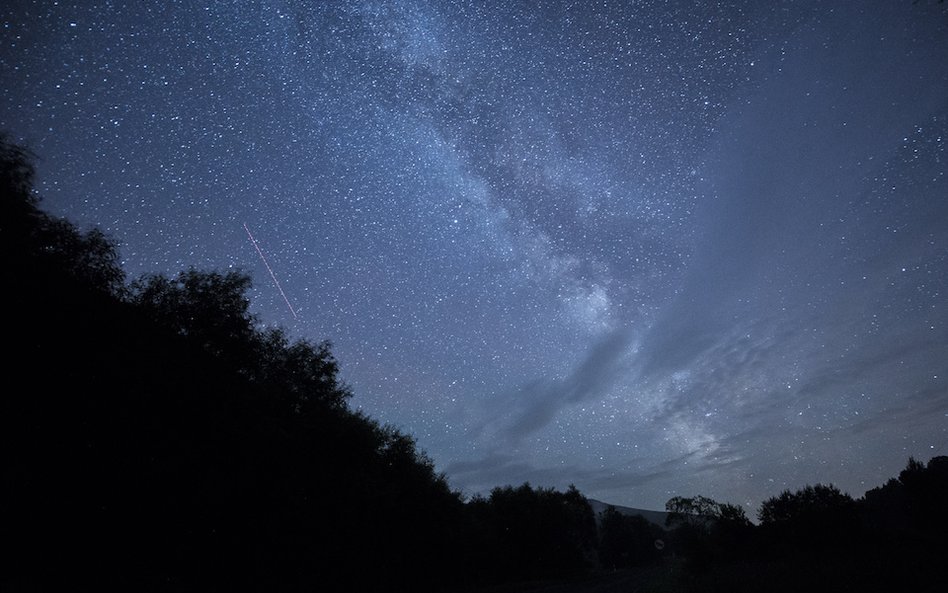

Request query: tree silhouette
[
  {"left": 2, "top": 133, "right": 125, "bottom": 296},
  {"left": 664, "top": 495, "right": 753, "bottom": 570},
  {"left": 756, "top": 483, "right": 859, "bottom": 564},
  {"left": 598, "top": 506, "right": 663, "bottom": 569},
  {"left": 758, "top": 483, "right": 855, "bottom": 525},
  {"left": 255, "top": 327, "right": 352, "bottom": 412},
  {"left": 132, "top": 269, "right": 256, "bottom": 359},
  {"left": 466, "top": 483, "right": 598, "bottom": 584},
  {"left": 864, "top": 456, "right": 948, "bottom": 540},
  {"left": 665, "top": 495, "right": 720, "bottom": 529}
]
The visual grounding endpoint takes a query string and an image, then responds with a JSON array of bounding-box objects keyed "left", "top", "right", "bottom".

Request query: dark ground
[{"left": 451, "top": 565, "right": 684, "bottom": 593}]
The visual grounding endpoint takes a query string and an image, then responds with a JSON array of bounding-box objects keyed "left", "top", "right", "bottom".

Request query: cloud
[
  {"left": 503, "top": 328, "right": 635, "bottom": 442},
  {"left": 467, "top": 327, "right": 636, "bottom": 448}
]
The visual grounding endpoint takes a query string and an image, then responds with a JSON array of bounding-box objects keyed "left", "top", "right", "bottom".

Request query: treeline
[
  {"left": 1, "top": 136, "right": 603, "bottom": 591},
  {"left": 658, "top": 457, "right": 948, "bottom": 592},
  {"left": 3, "top": 136, "right": 947, "bottom": 592}
]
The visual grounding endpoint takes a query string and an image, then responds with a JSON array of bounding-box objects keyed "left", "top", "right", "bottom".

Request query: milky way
[{"left": 3, "top": 0, "right": 946, "bottom": 512}]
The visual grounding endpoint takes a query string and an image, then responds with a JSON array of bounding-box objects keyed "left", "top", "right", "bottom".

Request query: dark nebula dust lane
[{"left": 2, "top": 0, "right": 946, "bottom": 511}]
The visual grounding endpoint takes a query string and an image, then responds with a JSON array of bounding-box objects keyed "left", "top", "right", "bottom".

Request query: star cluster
[{"left": 2, "top": 0, "right": 946, "bottom": 512}]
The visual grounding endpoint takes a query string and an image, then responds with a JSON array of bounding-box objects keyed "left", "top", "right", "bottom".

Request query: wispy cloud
[{"left": 471, "top": 328, "right": 636, "bottom": 447}]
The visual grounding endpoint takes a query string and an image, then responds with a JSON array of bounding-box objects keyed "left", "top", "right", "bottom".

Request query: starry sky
[{"left": 3, "top": 0, "right": 947, "bottom": 513}]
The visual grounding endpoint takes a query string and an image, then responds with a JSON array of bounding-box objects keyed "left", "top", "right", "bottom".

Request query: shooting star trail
[{"left": 243, "top": 222, "right": 298, "bottom": 320}]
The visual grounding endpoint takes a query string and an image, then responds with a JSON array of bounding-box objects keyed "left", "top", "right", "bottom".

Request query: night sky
[{"left": 3, "top": 0, "right": 947, "bottom": 513}]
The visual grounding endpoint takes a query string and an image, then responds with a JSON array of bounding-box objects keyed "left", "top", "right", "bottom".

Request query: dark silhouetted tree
[
  {"left": 2, "top": 133, "right": 125, "bottom": 296},
  {"left": 254, "top": 327, "right": 352, "bottom": 412},
  {"left": 665, "top": 495, "right": 720, "bottom": 529},
  {"left": 598, "top": 506, "right": 662, "bottom": 569},
  {"left": 467, "top": 483, "right": 597, "bottom": 584},
  {"left": 864, "top": 456, "right": 948, "bottom": 541},
  {"left": 758, "top": 483, "right": 855, "bottom": 525},
  {"left": 131, "top": 269, "right": 256, "bottom": 360},
  {"left": 757, "top": 483, "right": 858, "bottom": 560},
  {"left": 664, "top": 495, "right": 754, "bottom": 570}
]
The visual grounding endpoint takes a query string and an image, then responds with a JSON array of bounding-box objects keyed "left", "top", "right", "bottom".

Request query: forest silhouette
[{"left": 2, "top": 135, "right": 946, "bottom": 591}]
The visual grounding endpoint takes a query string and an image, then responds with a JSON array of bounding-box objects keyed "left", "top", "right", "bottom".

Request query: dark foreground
[
  {"left": 456, "top": 552, "right": 948, "bottom": 593},
  {"left": 453, "top": 566, "right": 683, "bottom": 593}
]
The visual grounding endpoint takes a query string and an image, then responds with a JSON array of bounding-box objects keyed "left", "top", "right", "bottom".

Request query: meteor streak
[{"left": 243, "top": 222, "right": 298, "bottom": 320}]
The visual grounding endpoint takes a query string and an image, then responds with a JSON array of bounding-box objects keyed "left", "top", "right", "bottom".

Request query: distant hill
[{"left": 587, "top": 499, "right": 669, "bottom": 528}]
